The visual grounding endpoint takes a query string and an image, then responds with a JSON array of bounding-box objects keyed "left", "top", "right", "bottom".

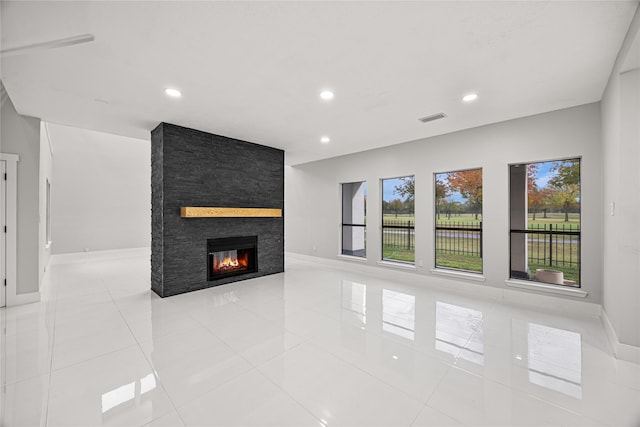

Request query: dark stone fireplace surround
[{"left": 151, "top": 123, "right": 284, "bottom": 297}]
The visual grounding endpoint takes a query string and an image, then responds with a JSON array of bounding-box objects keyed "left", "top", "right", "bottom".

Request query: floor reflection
[
  {"left": 101, "top": 373, "right": 157, "bottom": 416},
  {"left": 435, "top": 302, "right": 484, "bottom": 365},
  {"left": 382, "top": 290, "right": 415, "bottom": 340},
  {"left": 341, "top": 281, "right": 367, "bottom": 325},
  {"left": 527, "top": 322, "right": 582, "bottom": 399}
]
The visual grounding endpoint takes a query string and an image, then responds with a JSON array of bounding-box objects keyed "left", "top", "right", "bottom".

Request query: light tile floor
[{"left": 1, "top": 250, "right": 639, "bottom": 426}]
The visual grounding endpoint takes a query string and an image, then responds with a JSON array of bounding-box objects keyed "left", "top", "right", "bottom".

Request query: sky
[
  {"left": 381, "top": 161, "right": 563, "bottom": 204},
  {"left": 382, "top": 177, "right": 409, "bottom": 202},
  {"left": 534, "top": 161, "right": 555, "bottom": 189}
]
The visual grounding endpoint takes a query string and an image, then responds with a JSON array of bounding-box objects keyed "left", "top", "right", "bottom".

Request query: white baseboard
[
  {"left": 602, "top": 310, "right": 640, "bottom": 364},
  {"left": 502, "top": 287, "right": 601, "bottom": 316},
  {"left": 286, "top": 252, "right": 598, "bottom": 316},
  {"left": 50, "top": 247, "right": 150, "bottom": 265},
  {"left": 7, "top": 290, "right": 41, "bottom": 306}
]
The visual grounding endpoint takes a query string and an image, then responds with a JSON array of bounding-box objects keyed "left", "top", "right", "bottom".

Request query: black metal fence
[
  {"left": 382, "top": 220, "right": 578, "bottom": 279},
  {"left": 525, "top": 223, "right": 580, "bottom": 269},
  {"left": 435, "top": 221, "right": 482, "bottom": 257},
  {"left": 382, "top": 219, "right": 415, "bottom": 249}
]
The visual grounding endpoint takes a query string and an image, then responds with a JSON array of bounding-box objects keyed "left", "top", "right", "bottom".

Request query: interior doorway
[{"left": 0, "top": 153, "right": 18, "bottom": 308}]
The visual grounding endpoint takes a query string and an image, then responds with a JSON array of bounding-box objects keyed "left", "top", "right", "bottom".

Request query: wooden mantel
[{"left": 180, "top": 207, "right": 282, "bottom": 218}]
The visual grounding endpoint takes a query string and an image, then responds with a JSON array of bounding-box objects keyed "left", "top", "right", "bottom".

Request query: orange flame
[{"left": 213, "top": 251, "right": 249, "bottom": 273}]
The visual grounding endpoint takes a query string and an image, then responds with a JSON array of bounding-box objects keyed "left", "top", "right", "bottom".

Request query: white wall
[
  {"left": 601, "top": 6, "right": 640, "bottom": 355},
  {"left": 286, "top": 103, "right": 603, "bottom": 303},
  {"left": 39, "top": 122, "right": 53, "bottom": 286},
  {"left": 1, "top": 91, "right": 41, "bottom": 295},
  {"left": 48, "top": 123, "right": 150, "bottom": 254}
]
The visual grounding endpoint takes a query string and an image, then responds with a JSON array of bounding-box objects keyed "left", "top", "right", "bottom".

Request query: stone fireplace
[{"left": 151, "top": 123, "right": 284, "bottom": 297}]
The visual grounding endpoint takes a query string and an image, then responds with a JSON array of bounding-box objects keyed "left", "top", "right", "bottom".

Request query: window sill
[
  {"left": 504, "top": 279, "right": 588, "bottom": 298},
  {"left": 337, "top": 254, "right": 368, "bottom": 263},
  {"left": 376, "top": 260, "right": 416, "bottom": 271},
  {"left": 430, "top": 268, "right": 486, "bottom": 282}
]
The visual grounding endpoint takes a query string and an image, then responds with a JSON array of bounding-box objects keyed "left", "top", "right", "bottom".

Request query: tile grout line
[
  {"left": 251, "top": 355, "right": 329, "bottom": 427},
  {"left": 106, "top": 286, "right": 185, "bottom": 427},
  {"left": 42, "top": 277, "right": 59, "bottom": 427}
]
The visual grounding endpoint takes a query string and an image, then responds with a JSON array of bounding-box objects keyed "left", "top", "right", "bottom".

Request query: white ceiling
[{"left": 1, "top": 1, "right": 637, "bottom": 165}]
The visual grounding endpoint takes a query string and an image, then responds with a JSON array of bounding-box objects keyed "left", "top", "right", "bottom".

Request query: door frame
[{"left": 0, "top": 153, "right": 19, "bottom": 307}]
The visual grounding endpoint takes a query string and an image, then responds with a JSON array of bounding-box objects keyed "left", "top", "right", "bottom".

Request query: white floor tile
[
  {"left": 259, "top": 342, "right": 424, "bottom": 426},
  {"left": 311, "top": 325, "right": 451, "bottom": 403},
  {"left": 138, "top": 325, "right": 224, "bottom": 369},
  {"left": 125, "top": 310, "right": 202, "bottom": 343},
  {"left": 51, "top": 322, "right": 137, "bottom": 371},
  {"left": 2, "top": 251, "right": 638, "bottom": 427},
  {"left": 427, "top": 365, "right": 603, "bottom": 426},
  {"left": 0, "top": 374, "right": 49, "bottom": 427},
  {"left": 178, "top": 369, "right": 323, "bottom": 426},
  {"left": 151, "top": 338, "right": 253, "bottom": 407},
  {"left": 142, "top": 411, "right": 185, "bottom": 427},
  {"left": 411, "top": 405, "right": 466, "bottom": 426},
  {"left": 47, "top": 346, "right": 174, "bottom": 426}
]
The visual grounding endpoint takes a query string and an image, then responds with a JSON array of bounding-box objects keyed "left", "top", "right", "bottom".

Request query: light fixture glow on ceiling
[
  {"left": 320, "top": 136, "right": 330, "bottom": 143},
  {"left": 320, "top": 90, "right": 334, "bottom": 100},
  {"left": 164, "top": 88, "right": 182, "bottom": 98},
  {"left": 462, "top": 93, "right": 478, "bottom": 102}
]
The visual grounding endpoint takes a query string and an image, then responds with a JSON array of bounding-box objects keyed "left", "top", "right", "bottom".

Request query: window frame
[
  {"left": 433, "top": 167, "right": 484, "bottom": 274},
  {"left": 380, "top": 175, "right": 415, "bottom": 264},
  {"left": 340, "top": 181, "right": 367, "bottom": 258},
  {"left": 508, "top": 157, "right": 581, "bottom": 287}
]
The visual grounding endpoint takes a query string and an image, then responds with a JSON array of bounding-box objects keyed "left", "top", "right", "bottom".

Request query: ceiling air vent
[{"left": 418, "top": 113, "right": 447, "bottom": 123}]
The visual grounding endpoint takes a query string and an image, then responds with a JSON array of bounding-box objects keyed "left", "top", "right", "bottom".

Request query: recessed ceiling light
[
  {"left": 462, "top": 93, "right": 478, "bottom": 102},
  {"left": 320, "top": 90, "right": 334, "bottom": 100},
  {"left": 320, "top": 136, "right": 330, "bottom": 143},
  {"left": 164, "top": 88, "right": 182, "bottom": 98}
]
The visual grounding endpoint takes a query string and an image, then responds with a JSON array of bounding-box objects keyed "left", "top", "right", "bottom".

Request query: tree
[
  {"left": 528, "top": 187, "right": 551, "bottom": 220},
  {"left": 388, "top": 199, "right": 404, "bottom": 217},
  {"left": 526, "top": 164, "right": 553, "bottom": 221},
  {"left": 435, "top": 177, "right": 450, "bottom": 220},
  {"left": 394, "top": 176, "right": 415, "bottom": 202},
  {"left": 443, "top": 200, "right": 462, "bottom": 219},
  {"left": 403, "top": 198, "right": 415, "bottom": 213},
  {"left": 527, "top": 164, "right": 539, "bottom": 193},
  {"left": 448, "top": 169, "right": 483, "bottom": 219},
  {"left": 549, "top": 160, "right": 580, "bottom": 221}
]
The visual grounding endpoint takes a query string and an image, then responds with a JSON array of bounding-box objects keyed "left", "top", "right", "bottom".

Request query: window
[
  {"left": 341, "top": 181, "right": 366, "bottom": 257},
  {"left": 381, "top": 176, "right": 415, "bottom": 263},
  {"left": 509, "top": 158, "right": 581, "bottom": 286},
  {"left": 434, "top": 168, "right": 483, "bottom": 273}
]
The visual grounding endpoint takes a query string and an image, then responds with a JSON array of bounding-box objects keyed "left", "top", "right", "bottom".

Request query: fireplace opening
[{"left": 207, "top": 236, "right": 257, "bottom": 281}]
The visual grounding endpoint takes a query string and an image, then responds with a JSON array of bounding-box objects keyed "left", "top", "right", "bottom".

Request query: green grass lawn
[
  {"left": 382, "top": 214, "right": 416, "bottom": 224},
  {"left": 435, "top": 213, "right": 482, "bottom": 225},
  {"left": 382, "top": 246, "right": 415, "bottom": 263},
  {"left": 436, "top": 252, "right": 482, "bottom": 272},
  {"left": 527, "top": 212, "right": 580, "bottom": 227}
]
